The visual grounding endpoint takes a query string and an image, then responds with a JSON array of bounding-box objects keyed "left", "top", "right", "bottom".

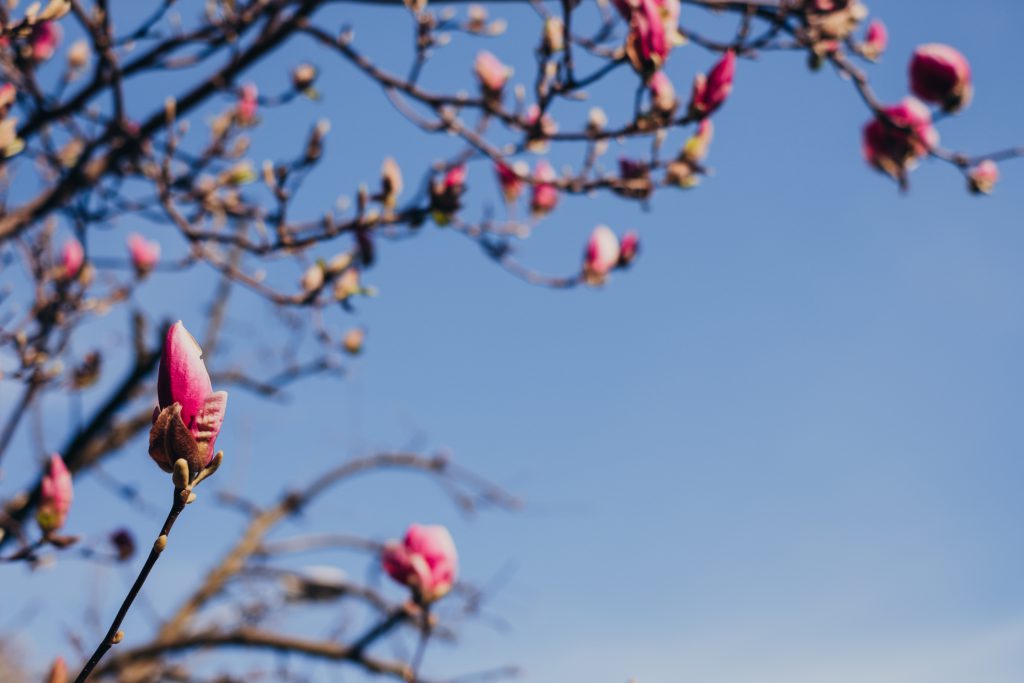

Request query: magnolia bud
[
  {"left": 382, "top": 524, "right": 458, "bottom": 603},
  {"left": 343, "top": 327, "right": 365, "bottom": 355},
  {"left": 909, "top": 43, "right": 972, "bottom": 113}
]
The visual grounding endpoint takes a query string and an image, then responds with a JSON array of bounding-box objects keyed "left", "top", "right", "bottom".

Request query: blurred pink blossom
[
  {"left": 862, "top": 98, "right": 938, "bottom": 183},
  {"left": 530, "top": 160, "right": 559, "bottom": 216},
  {"left": 30, "top": 21, "right": 62, "bottom": 61},
  {"left": 909, "top": 43, "right": 971, "bottom": 112},
  {"left": 37, "top": 454, "right": 72, "bottom": 533},
  {"left": 236, "top": 83, "right": 259, "bottom": 124},
  {"left": 619, "top": 230, "right": 640, "bottom": 267},
  {"left": 128, "top": 233, "right": 160, "bottom": 274},
  {"left": 862, "top": 19, "right": 887, "bottom": 60},
  {"left": 967, "top": 159, "right": 999, "bottom": 195},
  {"left": 62, "top": 237, "right": 84, "bottom": 279},
  {"left": 583, "top": 225, "right": 621, "bottom": 283},
  {"left": 689, "top": 50, "right": 736, "bottom": 117},
  {"left": 382, "top": 523, "right": 458, "bottom": 602}
]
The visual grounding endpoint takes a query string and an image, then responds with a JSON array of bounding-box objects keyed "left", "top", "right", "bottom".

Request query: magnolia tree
[{"left": 0, "top": 0, "right": 1018, "bottom": 681}]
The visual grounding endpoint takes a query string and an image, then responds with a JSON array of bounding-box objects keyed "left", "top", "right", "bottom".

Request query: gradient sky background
[{"left": 3, "top": 1, "right": 1024, "bottom": 681}]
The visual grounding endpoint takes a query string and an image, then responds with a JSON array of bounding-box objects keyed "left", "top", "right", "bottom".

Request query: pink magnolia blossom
[
  {"left": 619, "top": 230, "right": 640, "bottom": 267},
  {"left": 625, "top": 0, "right": 669, "bottom": 74},
  {"left": 30, "top": 21, "right": 62, "bottom": 61},
  {"left": 862, "top": 19, "right": 887, "bottom": 60},
  {"left": 37, "top": 454, "right": 72, "bottom": 533},
  {"left": 150, "top": 321, "right": 228, "bottom": 474},
  {"left": 127, "top": 233, "right": 160, "bottom": 274},
  {"left": 967, "top": 159, "right": 999, "bottom": 195},
  {"left": 236, "top": 83, "right": 258, "bottom": 124},
  {"left": 649, "top": 70, "right": 677, "bottom": 115},
  {"left": 689, "top": 50, "right": 736, "bottom": 117},
  {"left": 382, "top": 523, "right": 458, "bottom": 602},
  {"left": 494, "top": 161, "right": 526, "bottom": 204},
  {"left": 474, "top": 51, "right": 510, "bottom": 97},
  {"left": 61, "top": 237, "right": 84, "bottom": 279},
  {"left": 909, "top": 43, "right": 972, "bottom": 112},
  {"left": 862, "top": 98, "right": 938, "bottom": 183},
  {"left": 583, "top": 225, "right": 621, "bottom": 284},
  {"left": 530, "top": 160, "right": 559, "bottom": 216}
]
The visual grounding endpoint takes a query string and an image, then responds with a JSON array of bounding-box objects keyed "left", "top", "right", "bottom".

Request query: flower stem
[{"left": 73, "top": 486, "right": 189, "bottom": 683}]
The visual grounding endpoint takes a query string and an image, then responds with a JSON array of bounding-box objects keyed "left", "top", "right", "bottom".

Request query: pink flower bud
[
  {"left": 689, "top": 50, "right": 736, "bottom": 117},
  {"left": 625, "top": 0, "right": 669, "bottom": 75},
  {"left": 444, "top": 165, "right": 466, "bottom": 191},
  {"left": 862, "top": 98, "right": 938, "bottom": 184},
  {"left": 909, "top": 43, "right": 972, "bottom": 112},
  {"left": 494, "top": 161, "right": 526, "bottom": 204},
  {"left": 967, "top": 159, "right": 998, "bottom": 195},
  {"left": 61, "top": 237, "right": 84, "bottom": 279},
  {"left": 150, "top": 321, "right": 228, "bottom": 474},
  {"left": 236, "top": 83, "right": 258, "bottom": 125},
  {"left": 649, "top": 70, "right": 677, "bottom": 115},
  {"left": 127, "top": 233, "right": 160, "bottom": 275},
  {"left": 382, "top": 523, "right": 458, "bottom": 602},
  {"left": 862, "top": 19, "right": 887, "bottom": 60},
  {"left": 583, "top": 225, "right": 621, "bottom": 284},
  {"left": 474, "top": 51, "right": 510, "bottom": 98},
  {"left": 30, "top": 21, "right": 62, "bottom": 62},
  {"left": 530, "top": 160, "right": 559, "bottom": 216},
  {"left": 37, "top": 454, "right": 72, "bottom": 533},
  {"left": 619, "top": 230, "right": 640, "bottom": 267}
]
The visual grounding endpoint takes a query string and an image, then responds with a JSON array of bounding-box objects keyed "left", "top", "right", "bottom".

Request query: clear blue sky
[{"left": 3, "top": 1, "right": 1024, "bottom": 681}]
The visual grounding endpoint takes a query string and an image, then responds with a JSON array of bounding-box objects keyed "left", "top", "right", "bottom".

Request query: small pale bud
[{"left": 343, "top": 327, "right": 365, "bottom": 355}]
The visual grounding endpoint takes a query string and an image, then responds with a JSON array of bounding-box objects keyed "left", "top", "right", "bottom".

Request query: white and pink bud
[
  {"left": 967, "top": 159, "right": 998, "bottom": 195},
  {"left": 689, "top": 50, "right": 736, "bottom": 117},
  {"left": 474, "top": 51, "right": 510, "bottom": 100},
  {"left": 649, "top": 70, "right": 677, "bottom": 116},
  {"left": 619, "top": 230, "right": 640, "bottom": 267},
  {"left": 127, "top": 234, "right": 160, "bottom": 276},
  {"left": 583, "top": 225, "right": 621, "bottom": 285},
  {"left": 861, "top": 19, "right": 887, "bottom": 61},
  {"left": 909, "top": 44, "right": 972, "bottom": 113},
  {"left": 150, "top": 321, "right": 228, "bottom": 476},
  {"left": 37, "top": 454, "right": 72, "bottom": 534},
  {"left": 530, "top": 160, "right": 559, "bottom": 216},
  {"left": 382, "top": 523, "right": 458, "bottom": 603},
  {"left": 494, "top": 160, "right": 526, "bottom": 204},
  {"left": 236, "top": 83, "right": 259, "bottom": 125}
]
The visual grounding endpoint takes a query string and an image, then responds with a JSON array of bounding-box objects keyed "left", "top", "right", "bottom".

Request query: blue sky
[{"left": 3, "top": 1, "right": 1024, "bottom": 681}]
